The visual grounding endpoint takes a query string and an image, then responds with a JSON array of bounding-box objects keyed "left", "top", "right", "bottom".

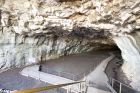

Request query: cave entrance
[{"left": 0, "top": 46, "right": 123, "bottom": 92}]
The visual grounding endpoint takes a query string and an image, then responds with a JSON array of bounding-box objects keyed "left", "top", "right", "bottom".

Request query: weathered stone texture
[
  {"left": 0, "top": 0, "right": 139, "bottom": 35},
  {"left": 0, "top": 0, "right": 140, "bottom": 90},
  {"left": 0, "top": 0, "right": 117, "bottom": 71}
]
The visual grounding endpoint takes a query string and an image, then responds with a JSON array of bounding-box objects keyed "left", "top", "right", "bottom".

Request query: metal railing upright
[
  {"left": 21, "top": 68, "right": 87, "bottom": 93},
  {"left": 109, "top": 77, "right": 140, "bottom": 93}
]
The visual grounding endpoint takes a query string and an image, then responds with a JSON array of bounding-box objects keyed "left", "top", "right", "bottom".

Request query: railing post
[
  {"left": 111, "top": 78, "right": 114, "bottom": 88},
  {"left": 78, "top": 83, "right": 80, "bottom": 93},
  {"left": 84, "top": 81, "right": 86, "bottom": 93},
  {"left": 80, "top": 82, "right": 82, "bottom": 93},
  {"left": 79, "top": 83, "right": 82, "bottom": 93},
  {"left": 69, "top": 85, "right": 71, "bottom": 93},
  {"left": 67, "top": 85, "right": 70, "bottom": 93},
  {"left": 66, "top": 86, "right": 68, "bottom": 93},
  {"left": 119, "top": 83, "right": 122, "bottom": 93}
]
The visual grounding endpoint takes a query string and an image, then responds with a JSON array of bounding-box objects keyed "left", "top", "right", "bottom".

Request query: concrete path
[
  {"left": 21, "top": 54, "right": 114, "bottom": 86},
  {"left": 87, "top": 87, "right": 111, "bottom": 93},
  {"left": 86, "top": 54, "right": 115, "bottom": 91},
  {"left": 20, "top": 65, "right": 111, "bottom": 93},
  {"left": 20, "top": 54, "right": 114, "bottom": 93},
  {"left": 21, "top": 65, "right": 85, "bottom": 92},
  {"left": 21, "top": 65, "right": 74, "bottom": 84}
]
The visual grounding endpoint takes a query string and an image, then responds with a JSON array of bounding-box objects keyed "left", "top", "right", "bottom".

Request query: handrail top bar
[
  {"left": 11, "top": 81, "right": 85, "bottom": 93},
  {"left": 110, "top": 77, "right": 139, "bottom": 92}
]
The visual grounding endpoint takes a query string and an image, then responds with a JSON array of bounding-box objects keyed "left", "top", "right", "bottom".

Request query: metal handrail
[
  {"left": 110, "top": 78, "right": 132, "bottom": 89},
  {"left": 109, "top": 77, "right": 139, "bottom": 93},
  {"left": 106, "top": 81, "right": 117, "bottom": 93},
  {"left": 12, "top": 81, "right": 85, "bottom": 93},
  {"left": 21, "top": 69, "right": 87, "bottom": 93}
]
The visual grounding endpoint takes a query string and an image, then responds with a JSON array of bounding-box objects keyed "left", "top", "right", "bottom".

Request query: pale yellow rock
[
  {"left": 0, "top": 0, "right": 5, "bottom": 7},
  {"left": 83, "top": 1, "right": 93, "bottom": 9},
  {"left": 88, "top": 10, "right": 98, "bottom": 23},
  {"left": 136, "top": 19, "right": 140, "bottom": 24},
  {"left": 113, "top": 0, "right": 123, "bottom": 5}
]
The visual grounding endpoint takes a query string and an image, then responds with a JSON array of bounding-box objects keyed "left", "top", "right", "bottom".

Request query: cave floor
[{"left": 42, "top": 50, "right": 110, "bottom": 77}]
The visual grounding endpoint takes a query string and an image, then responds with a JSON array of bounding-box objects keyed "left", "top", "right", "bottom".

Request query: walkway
[
  {"left": 20, "top": 64, "right": 111, "bottom": 93},
  {"left": 20, "top": 53, "right": 114, "bottom": 93},
  {"left": 21, "top": 65, "right": 86, "bottom": 93},
  {"left": 0, "top": 50, "right": 116, "bottom": 93},
  {"left": 86, "top": 53, "right": 115, "bottom": 91},
  {"left": 21, "top": 65, "right": 74, "bottom": 84},
  {"left": 87, "top": 87, "right": 111, "bottom": 93}
]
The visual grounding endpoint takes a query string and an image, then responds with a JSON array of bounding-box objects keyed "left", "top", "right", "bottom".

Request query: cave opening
[
  {"left": 0, "top": 24, "right": 125, "bottom": 93},
  {"left": 0, "top": 34, "right": 123, "bottom": 92},
  {"left": 0, "top": 0, "right": 140, "bottom": 92}
]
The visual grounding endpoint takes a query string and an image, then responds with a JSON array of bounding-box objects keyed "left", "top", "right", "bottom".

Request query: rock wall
[
  {"left": 0, "top": 0, "right": 139, "bottom": 35},
  {"left": 0, "top": 0, "right": 140, "bottom": 90},
  {"left": 113, "top": 32, "right": 140, "bottom": 91},
  {"left": 0, "top": 0, "right": 115, "bottom": 72},
  {"left": 0, "top": 26, "right": 113, "bottom": 71}
]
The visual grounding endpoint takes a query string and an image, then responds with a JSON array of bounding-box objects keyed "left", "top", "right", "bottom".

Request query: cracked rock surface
[{"left": 0, "top": 1, "right": 140, "bottom": 89}]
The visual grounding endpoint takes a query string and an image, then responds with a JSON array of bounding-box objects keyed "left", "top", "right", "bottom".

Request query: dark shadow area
[
  {"left": 39, "top": 26, "right": 110, "bottom": 39},
  {"left": 105, "top": 47, "right": 140, "bottom": 93}
]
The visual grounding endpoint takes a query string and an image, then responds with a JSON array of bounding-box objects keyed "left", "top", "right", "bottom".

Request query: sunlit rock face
[
  {"left": 0, "top": 0, "right": 140, "bottom": 90},
  {"left": 0, "top": 0, "right": 115, "bottom": 72},
  {"left": 113, "top": 32, "right": 140, "bottom": 91},
  {"left": 0, "top": 0, "right": 139, "bottom": 35}
]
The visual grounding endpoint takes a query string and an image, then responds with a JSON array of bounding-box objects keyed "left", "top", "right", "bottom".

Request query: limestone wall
[
  {"left": 113, "top": 32, "right": 140, "bottom": 91},
  {"left": 0, "top": 27, "right": 112, "bottom": 71},
  {"left": 0, "top": 0, "right": 115, "bottom": 71},
  {"left": 0, "top": 0, "right": 140, "bottom": 90},
  {"left": 0, "top": 0, "right": 140, "bottom": 35}
]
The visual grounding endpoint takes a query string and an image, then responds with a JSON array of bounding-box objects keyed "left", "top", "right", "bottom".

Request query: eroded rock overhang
[
  {"left": 0, "top": 0, "right": 140, "bottom": 35},
  {"left": 0, "top": 0, "right": 140, "bottom": 90}
]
